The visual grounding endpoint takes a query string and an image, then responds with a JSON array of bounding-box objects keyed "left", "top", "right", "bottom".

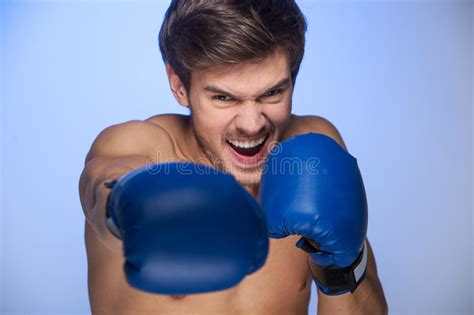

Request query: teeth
[{"left": 228, "top": 135, "right": 266, "bottom": 148}]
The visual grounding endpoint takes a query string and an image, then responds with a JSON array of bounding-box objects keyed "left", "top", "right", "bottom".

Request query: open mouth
[
  {"left": 227, "top": 135, "right": 267, "bottom": 156},
  {"left": 226, "top": 134, "right": 270, "bottom": 166}
]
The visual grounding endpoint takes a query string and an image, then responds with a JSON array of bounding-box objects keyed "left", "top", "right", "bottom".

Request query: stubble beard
[{"left": 189, "top": 112, "right": 271, "bottom": 190}]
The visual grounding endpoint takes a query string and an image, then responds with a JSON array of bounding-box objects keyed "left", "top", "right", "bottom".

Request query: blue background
[{"left": 1, "top": 0, "right": 472, "bottom": 314}]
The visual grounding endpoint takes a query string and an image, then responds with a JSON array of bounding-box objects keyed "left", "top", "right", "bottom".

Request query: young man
[{"left": 79, "top": 1, "right": 388, "bottom": 314}]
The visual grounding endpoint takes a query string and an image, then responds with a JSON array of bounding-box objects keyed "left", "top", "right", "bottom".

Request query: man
[{"left": 79, "top": 0, "right": 388, "bottom": 314}]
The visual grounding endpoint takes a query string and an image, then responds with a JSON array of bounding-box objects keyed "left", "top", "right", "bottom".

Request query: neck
[
  {"left": 244, "top": 183, "right": 260, "bottom": 200},
  {"left": 183, "top": 116, "right": 213, "bottom": 166}
]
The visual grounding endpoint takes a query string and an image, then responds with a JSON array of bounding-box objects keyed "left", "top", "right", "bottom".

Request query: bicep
[
  {"left": 85, "top": 120, "right": 177, "bottom": 163},
  {"left": 79, "top": 121, "right": 176, "bottom": 199},
  {"left": 79, "top": 120, "right": 178, "bottom": 240},
  {"left": 80, "top": 120, "right": 177, "bottom": 205}
]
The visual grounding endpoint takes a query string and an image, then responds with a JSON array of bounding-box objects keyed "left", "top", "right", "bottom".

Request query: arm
[
  {"left": 78, "top": 120, "right": 177, "bottom": 250},
  {"left": 312, "top": 239, "right": 388, "bottom": 315},
  {"left": 302, "top": 116, "right": 387, "bottom": 314}
]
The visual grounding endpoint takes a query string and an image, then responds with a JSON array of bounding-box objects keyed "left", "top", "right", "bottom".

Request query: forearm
[
  {"left": 311, "top": 241, "right": 388, "bottom": 315},
  {"left": 315, "top": 268, "right": 386, "bottom": 314},
  {"left": 79, "top": 155, "right": 151, "bottom": 249}
]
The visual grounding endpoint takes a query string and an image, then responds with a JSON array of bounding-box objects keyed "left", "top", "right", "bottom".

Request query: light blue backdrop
[{"left": 1, "top": 0, "right": 472, "bottom": 314}]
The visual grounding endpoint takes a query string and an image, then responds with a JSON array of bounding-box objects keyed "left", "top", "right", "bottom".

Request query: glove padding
[
  {"left": 107, "top": 162, "right": 269, "bottom": 295},
  {"left": 259, "top": 133, "right": 367, "bottom": 269}
]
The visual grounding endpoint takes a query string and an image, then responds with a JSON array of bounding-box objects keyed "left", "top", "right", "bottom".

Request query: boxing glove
[
  {"left": 106, "top": 162, "right": 269, "bottom": 294},
  {"left": 259, "top": 133, "right": 368, "bottom": 295}
]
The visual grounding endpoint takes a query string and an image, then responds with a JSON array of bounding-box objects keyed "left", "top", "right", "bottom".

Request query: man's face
[{"left": 186, "top": 50, "right": 293, "bottom": 187}]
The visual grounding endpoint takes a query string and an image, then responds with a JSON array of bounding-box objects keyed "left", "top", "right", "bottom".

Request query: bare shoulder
[
  {"left": 145, "top": 113, "right": 189, "bottom": 133},
  {"left": 86, "top": 119, "right": 177, "bottom": 164},
  {"left": 285, "top": 114, "right": 347, "bottom": 150}
]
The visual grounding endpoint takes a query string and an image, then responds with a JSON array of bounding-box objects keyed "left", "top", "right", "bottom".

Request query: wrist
[
  {"left": 309, "top": 240, "right": 368, "bottom": 295},
  {"left": 104, "top": 179, "right": 122, "bottom": 239}
]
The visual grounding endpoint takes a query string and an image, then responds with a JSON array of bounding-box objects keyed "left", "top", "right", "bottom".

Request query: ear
[{"left": 165, "top": 63, "right": 190, "bottom": 108}]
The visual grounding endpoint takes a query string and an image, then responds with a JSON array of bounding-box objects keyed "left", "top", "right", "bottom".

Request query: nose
[{"left": 235, "top": 102, "right": 266, "bottom": 136}]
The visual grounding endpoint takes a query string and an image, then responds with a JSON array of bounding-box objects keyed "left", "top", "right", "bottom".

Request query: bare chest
[{"left": 86, "top": 225, "right": 311, "bottom": 315}]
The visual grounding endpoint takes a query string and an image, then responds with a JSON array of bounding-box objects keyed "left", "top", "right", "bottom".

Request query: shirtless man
[{"left": 79, "top": 1, "right": 388, "bottom": 314}]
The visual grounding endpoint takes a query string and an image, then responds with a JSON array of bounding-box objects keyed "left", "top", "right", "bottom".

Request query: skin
[{"left": 79, "top": 50, "right": 388, "bottom": 314}]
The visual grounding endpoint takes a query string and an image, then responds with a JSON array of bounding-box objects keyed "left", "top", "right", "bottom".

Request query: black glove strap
[
  {"left": 302, "top": 239, "right": 368, "bottom": 295},
  {"left": 104, "top": 180, "right": 122, "bottom": 240}
]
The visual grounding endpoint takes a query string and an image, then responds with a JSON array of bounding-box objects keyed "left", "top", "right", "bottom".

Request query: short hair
[{"left": 158, "top": 0, "right": 307, "bottom": 90}]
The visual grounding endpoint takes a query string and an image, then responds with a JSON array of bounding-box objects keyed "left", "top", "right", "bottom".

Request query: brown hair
[{"left": 158, "top": 0, "right": 307, "bottom": 90}]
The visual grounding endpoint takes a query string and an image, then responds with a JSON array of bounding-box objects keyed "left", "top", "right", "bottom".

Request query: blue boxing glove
[
  {"left": 106, "top": 162, "right": 269, "bottom": 295},
  {"left": 259, "top": 133, "right": 368, "bottom": 295}
]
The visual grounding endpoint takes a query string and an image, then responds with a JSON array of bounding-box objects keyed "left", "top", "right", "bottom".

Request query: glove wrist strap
[
  {"left": 105, "top": 210, "right": 121, "bottom": 239},
  {"left": 104, "top": 180, "right": 122, "bottom": 240},
  {"left": 308, "top": 240, "right": 368, "bottom": 295}
]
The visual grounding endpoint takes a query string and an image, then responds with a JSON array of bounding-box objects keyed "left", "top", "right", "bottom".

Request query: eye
[
  {"left": 212, "top": 95, "right": 233, "bottom": 102},
  {"left": 263, "top": 89, "right": 283, "bottom": 98}
]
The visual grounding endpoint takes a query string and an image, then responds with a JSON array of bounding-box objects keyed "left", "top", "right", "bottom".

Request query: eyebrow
[{"left": 203, "top": 77, "right": 290, "bottom": 99}]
